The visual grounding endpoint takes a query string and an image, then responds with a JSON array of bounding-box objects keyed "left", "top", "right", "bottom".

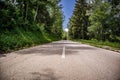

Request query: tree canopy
[
  {"left": 68, "top": 0, "right": 120, "bottom": 42},
  {"left": 0, "top": 0, "right": 63, "bottom": 53}
]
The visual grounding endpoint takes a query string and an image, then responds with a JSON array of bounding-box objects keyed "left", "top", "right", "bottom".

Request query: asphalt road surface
[{"left": 0, "top": 40, "right": 120, "bottom": 80}]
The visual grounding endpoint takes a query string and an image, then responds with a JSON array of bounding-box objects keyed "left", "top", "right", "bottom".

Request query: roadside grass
[
  {"left": 0, "top": 25, "right": 60, "bottom": 53},
  {"left": 74, "top": 39, "right": 120, "bottom": 52}
]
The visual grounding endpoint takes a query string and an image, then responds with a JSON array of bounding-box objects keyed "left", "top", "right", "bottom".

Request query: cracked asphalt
[{"left": 0, "top": 40, "right": 120, "bottom": 80}]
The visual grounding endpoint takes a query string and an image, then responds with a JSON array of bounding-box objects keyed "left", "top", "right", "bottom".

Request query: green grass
[
  {"left": 0, "top": 25, "right": 61, "bottom": 53},
  {"left": 74, "top": 39, "right": 120, "bottom": 50}
]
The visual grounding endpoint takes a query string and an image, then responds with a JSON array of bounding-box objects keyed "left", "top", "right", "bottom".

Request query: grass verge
[
  {"left": 73, "top": 39, "right": 120, "bottom": 52},
  {"left": 0, "top": 25, "right": 61, "bottom": 54}
]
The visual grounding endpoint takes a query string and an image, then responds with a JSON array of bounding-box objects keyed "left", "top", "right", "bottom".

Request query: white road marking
[{"left": 62, "top": 46, "right": 65, "bottom": 59}]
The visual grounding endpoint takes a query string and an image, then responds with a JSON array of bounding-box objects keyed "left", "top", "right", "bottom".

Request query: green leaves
[
  {"left": 0, "top": 0, "right": 63, "bottom": 53},
  {"left": 88, "top": 2, "right": 120, "bottom": 41},
  {"left": 68, "top": 0, "right": 120, "bottom": 42},
  {"left": 68, "top": 0, "right": 88, "bottom": 39}
]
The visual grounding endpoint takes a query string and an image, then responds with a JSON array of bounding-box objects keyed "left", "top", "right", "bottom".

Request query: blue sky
[{"left": 60, "top": 0, "right": 76, "bottom": 29}]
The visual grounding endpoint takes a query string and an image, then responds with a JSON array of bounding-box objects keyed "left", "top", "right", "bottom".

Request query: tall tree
[
  {"left": 88, "top": 0, "right": 120, "bottom": 41},
  {"left": 0, "top": 0, "right": 63, "bottom": 37},
  {"left": 68, "top": 0, "right": 88, "bottom": 39}
]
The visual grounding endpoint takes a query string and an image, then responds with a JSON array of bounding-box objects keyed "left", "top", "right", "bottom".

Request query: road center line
[{"left": 62, "top": 46, "right": 65, "bottom": 59}]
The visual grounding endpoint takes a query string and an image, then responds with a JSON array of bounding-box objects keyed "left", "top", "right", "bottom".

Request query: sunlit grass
[
  {"left": 74, "top": 39, "right": 120, "bottom": 50},
  {"left": 0, "top": 26, "right": 60, "bottom": 53}
]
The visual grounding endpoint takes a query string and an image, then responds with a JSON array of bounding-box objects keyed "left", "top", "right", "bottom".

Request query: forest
[
  {"left": 0, "top": 0, "right": 120, "bottom": 53},
  {"left": 68, "top": 0, "right": 120, "bottom": 50},
  {"left": 0, "top": 0, "right": 63, "bottom": 53}
]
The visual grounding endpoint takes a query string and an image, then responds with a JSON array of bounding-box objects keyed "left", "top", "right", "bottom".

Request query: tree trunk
[{"left": 34, "top": 5, "right": 38, "bottom": 22}]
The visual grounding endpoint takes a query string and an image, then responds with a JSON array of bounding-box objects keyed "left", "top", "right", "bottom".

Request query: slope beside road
[{"left": 0, "top": 40, "right": 120, "bottom": 80}]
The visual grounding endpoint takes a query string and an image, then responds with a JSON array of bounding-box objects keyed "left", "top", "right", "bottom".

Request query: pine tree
[{"left": 68, "top": 0, "right": 88, "bottom": 39}]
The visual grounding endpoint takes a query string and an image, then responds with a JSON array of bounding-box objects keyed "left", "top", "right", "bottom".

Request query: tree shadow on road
[
  {"left": 15, "top": 48, "right": 63, "bottom": 56},
  {"left": 66, "top": 46, "right": 97, "bottom": 50},
  {"left": 15, "top": 43, "right": 97, "bottom": 56},
  {"left": 15, "top": 47, "right": 80, "bottom": 56},
  {"left": 51, "top": 43, "right": 79, "bottom": 45},
  {"left": 0, "top": 67, "right": 9, "bottom": 80},
  {"left": 30, "top": 68, "right": 62, "bottom": 80},
  {"left": 0, "top": 54, "right": 6, "bottom": 58}
]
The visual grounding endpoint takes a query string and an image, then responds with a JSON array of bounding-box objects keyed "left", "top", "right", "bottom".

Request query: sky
[{"left": 60, "top": 0, "right": 76, "bottom": 30}]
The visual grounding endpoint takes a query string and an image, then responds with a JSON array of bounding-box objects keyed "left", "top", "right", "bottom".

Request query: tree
[
  {"left": 0, "top": 0, "right": 63, "bottom": 52},
  {"left": 0, "top": 0, "right": 63, "bottom": 37},
  {"left": 88, "top": 1, "right": 111, "bottom": 40},
  {"left": 88, "top": 0, "right": 120, "bottom": 41},
  {"left": 68, "top": 0, "right": 88, "bottom": 39}
]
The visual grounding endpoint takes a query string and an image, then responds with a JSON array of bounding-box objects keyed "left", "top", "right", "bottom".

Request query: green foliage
[
  {"left": 88, "top": 1, "right": 120, "bottom": 41},
  {"left": 68, "top": 0, "right": 120, "bottom": 43},
  {"left": 75, "top": 39, "right": 120, "bottom": 50},
  {"left": 0, "top": 0, "right": 63, "bottom": 53},
  {"left": 62, "top": 31, "right": 68, "bottom": 40},
  {"left": 88, "top": 2, "right": 111, "bottom": 40},
  {"left": 68, "top": 0, "right": 88, "bottom": 39},
  {"left": 0, "top": 24, "right": 60, "bottom": 53}
]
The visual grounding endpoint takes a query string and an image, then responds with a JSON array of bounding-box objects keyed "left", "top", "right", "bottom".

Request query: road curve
[{"left": 0, "top": 40, "right": 120, "bottom": 80}]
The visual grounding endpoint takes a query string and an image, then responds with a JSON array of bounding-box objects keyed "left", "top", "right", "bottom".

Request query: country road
[{"left": 0, "top": 40, "right": 120, "bottom": 80}]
